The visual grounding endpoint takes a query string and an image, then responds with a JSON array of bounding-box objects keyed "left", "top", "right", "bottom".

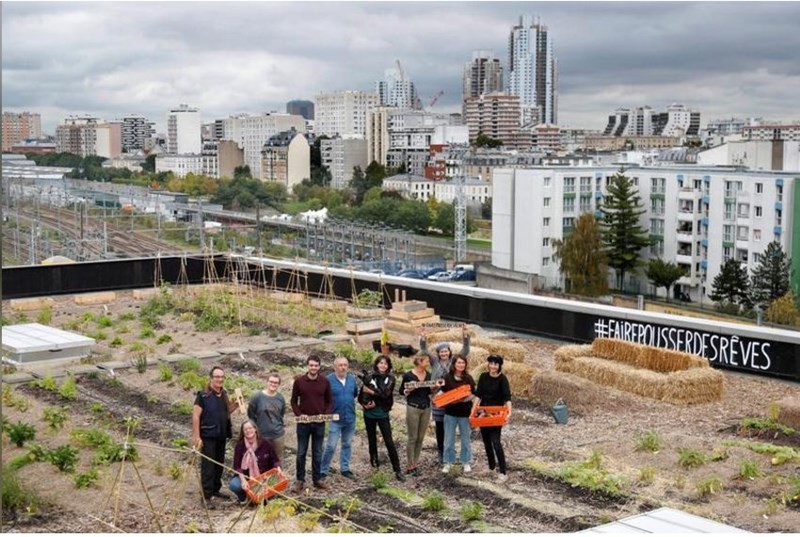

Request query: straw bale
[
  {"left": 776, "top": 397, "right": 800, "bottom": 429},
  {"left": 469, "top": 361, "right": 537, "bottom": 400},
  {"left": 471, "top": 338, "right": 527, "bottom": 363},
  {"left": 425, "top": 326, "right": 478, "bottom": 344},
  {"left": 530, "top": 370, "right": 610, "bottom": 414},
  {"left": 639, "top": 346, "right": 708, "bottom": 373},
  {"left": 591, "top": 338, "right": 643, "bottom": 367},
  {"left": 553, "top": 344, "right": 594, "bottom": 361},
  {"left": 556, "top": 356, "right": 723, "bottom": 405}
]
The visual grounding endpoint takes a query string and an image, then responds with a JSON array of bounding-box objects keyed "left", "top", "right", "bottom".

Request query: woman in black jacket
[
  {"left": 360, "top": 355, "right": 405, "bottom": 482},
  {"left": 472, "top": 354, "right": 512, "bottom": 482}
]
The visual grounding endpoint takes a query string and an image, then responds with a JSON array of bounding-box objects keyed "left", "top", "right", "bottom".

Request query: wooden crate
[
  {"left": 432, "top": 384, "right": 471, "bottom": 408},
  {"left": 469, "top": 406, "right": 509, "bottom": 428},
  {"left": 245, "top": 468, "right": 289, "bottom": 503}
]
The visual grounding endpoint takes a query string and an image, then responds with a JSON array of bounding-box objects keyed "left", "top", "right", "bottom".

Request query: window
[
  {"left": 580, "top": 177, "right": 592, "bottom": 193},
  {"left": 723, "top": 246, "right": 732, "bottom": 260},
  {"left": 756, "top": 183, "right": 763, "bottom": 194},
  {"left": 723, "top": 225, "right": 734, "bottom": 242},
  {"left": 543, "top": 177, "right": 551, "bottom": 187},
  {"left": 543, "top": 217, "right": 550, "bottom": 227},
  {"left": 563, "top": 197, "right": 574, "bottom": 212},
  {"left": 542, "top": 237, "right": 550, "bottom": 247},
  {"left": 650, "top": 239, "right": 664, "bottom": 257},
  {"left": 724, "top": 202, "right": 735, "bottom": 220},
  {"left": 543, "top": 197, "right": 550, "bottom": 207},
  {"left": 579, "top": 198, "right": 592, "bottom": 212},
  {"left": 563, "top": 177, "right": 575, "bottom": 193},
  {"left": 737, "top": 203, "right": 750, "bottom": 218},
  {"left": 753, "top": 229, "right": 761, "bottom": 241},
  {"left": 562, "top": 217, "right": 574, "bottom": 228},
  {"left": 542, "top": 257, "right": 550, "bottom": 267},
  {"left": 755, "top": 206, "right": 762, "bottom": 217},
  {"left": 737, "top": 226, "right": 749, "bottom": 241}
]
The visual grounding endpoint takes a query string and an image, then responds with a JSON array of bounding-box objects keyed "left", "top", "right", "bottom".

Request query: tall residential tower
[{"left": 507, "top": 15, "right": 558, "bottom": 125}]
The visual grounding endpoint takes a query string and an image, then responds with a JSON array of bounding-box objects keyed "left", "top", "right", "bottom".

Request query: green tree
[
  {"left": 474, "top": 133, "right": 503, "bottom": 148},
  {"left": 349, "top": 166, "right": 368, "bottom": 204},
  {"left": 599, "top": 171, "right": 651, "bottom": 289},
  {"left": 435, "top": 202, "right": 455, "bottom": 235},
  {"left": 481, "top": 197, "right": 492, "bottom": 219},
  {"left": 365, "top": 161, "right": 388, "bottom": 189},
  {"left": 552, "top": 213, "right": 609, "bottom": 296},
  {"left": 645, "top": 258, "right": 685, "bottom": 300},
  {"left": 764, "top": 291, "right": 800, "bottom": 326},
  {"left": 710, "top": 258, "right": 751, "bottom": 310},
  {"left": 233, "top": 165, "right": 252, "bottom": 180},
  {"left": 750, "top": 240, "right": 791, "bottom": 307},
  {"left": 142, "top": 154, "right": 156, "bottom": 173}
]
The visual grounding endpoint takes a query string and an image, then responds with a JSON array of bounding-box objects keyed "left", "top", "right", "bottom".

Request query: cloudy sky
[{"left": 3, "top": 1, "right": 799, "bottom": 134}]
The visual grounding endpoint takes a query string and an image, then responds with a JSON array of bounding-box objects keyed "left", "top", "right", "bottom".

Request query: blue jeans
[
  {"left": 296, "top": 423, "right": 325, "bottom": 483},
  {"left": 443, "top": 414, "right": 472, "bottom": 465},
  {"left": 321, "top": 420, "right": 356, "bottom": 475},
  {"left": 229, "top": 475, "right": 247, "bottom": 502}
]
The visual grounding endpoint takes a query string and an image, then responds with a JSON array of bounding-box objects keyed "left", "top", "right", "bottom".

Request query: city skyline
[{"left": 2, "top": 1, "right": 799, "bottom": 134}]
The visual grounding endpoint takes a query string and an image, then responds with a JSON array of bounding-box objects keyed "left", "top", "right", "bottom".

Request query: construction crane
[
  {"left": 395, "top": 59, "right": 405, "bottom": 85},
  {"left": 428, "top": 90, "right": 444, "bottom": 108}
]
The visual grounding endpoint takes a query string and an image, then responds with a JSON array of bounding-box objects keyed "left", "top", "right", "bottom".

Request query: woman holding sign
[{"left": 399, "top": 353, "right": 434, "bottom": 476}]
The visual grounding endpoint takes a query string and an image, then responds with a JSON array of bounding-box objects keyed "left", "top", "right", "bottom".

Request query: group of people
[{"left": 191, "top": 325, "right": 512, "bottom": 508}]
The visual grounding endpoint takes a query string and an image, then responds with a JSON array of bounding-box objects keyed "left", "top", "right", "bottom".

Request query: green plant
[
  {"left": 353, "top": 289, "right": 382, "bottom": 308},
  {"left": 1, "top": 465, "right": 41, "bottom": 514},
  {"left": 156, "top": 334, "right": 173, "bottom": 344},
  {"left": 174, "top": 358, "right": 201, "bottom": 373},
  {"left": 2, "top": 385, "right": 31, "bottom": 412},
  {"left": 90, "top": 402, "right": 106, "bottom": 414},
  {"left": 172, "top": 400, "right": 194, "bottom": 416},
  {"left": 710, "top": 447, "right": 729, "bottom": 461},
  {"left": 178, "top": 371, "right": 206, "bottom": 391},
  {"left": 460, "top": 501, "right": 484, "bottom": 522},
  {"left": 369, "top": 470, "right": 391, "bottom": 489},
  {"left": 167, "top": 461, "right": 183, "bottom": 480},
  {"left": 87, "top": 330, "right": 108, "bottom": 341},
  {"left": 696, "top": 476, "right": 723, "bottom": 497},
  {"left": 70, "top": 427, "right": 113, "bottom": 449},
  {"left": 58, "top": 375, "right": 78, "bottom": 400},
  {"left": 557, "top": 450, "right": 626, "bottom": 497},
  {"left": 130, "top": 351, "right": 148, "bottom": 373},
  {"left": 740, "top": 416, "right": 796, "bottom": 436},
  {"left": 171, "top": 438, "right": 190, "bottom": 449},
  {"left": 14, "top": 312, "right": 30, "bottom": 324},
  {"left": 637, "top": 466, "right": 657, "bottom": 484},
  {"left": 31, "top": 374, "right": 58, "bottom": 392},
  {"left": 81, "top": 312, "right": 97, "bottom": 323},
  {"left": 5, "top": 421, "right": 36, "bottom": 447},
  {"left": 677, "top": 447, "right": 707, "bottom": 469},
  {"left": 42, "top": 407, "right": 69, "bottom": 430},
  {"left": 116, "top": 323, "right": 130, "bottom": 334},
  {"left": 737, "top": 460, "right": 763, "bottom": 480},
  {"left": 36, "top": 306, "right": 53, "bottom": 325},
  {"left": 129, "top": 341, "right": 147, "bottom": 353},
  {"left": 48, "top": 444, "right": 79, "bottom": 473},
  {"left": 109, "top": 336, "right": 123, "bottom": 348},
  {"left": 73, "top": 468, "right": 100, "bottom": 489},
  {"left": 635, "top": 431, "right": 662, "bottom": 453},
  {"left": 158, "top": 363, "right": 174, "bottom": 382},
  {"left": 96, "top": 315, "right": 114, "bottom": 328},
  {"left": 422, "top": 490, "right": 446, "bottom": 512},
  {"left": 140, "top": 326, "right": 156, "bottom": 338},
  {"left": 93, "top": 441, "right": 139, "bottom": 464},
  {"left": 146, "top": 395, "right": 160, "bottom": 404},
  {"left": 740, "top": 441, "right": 800, "bottom": 465},
  {"left": 298, "top": 511, "right": 321, "bottom": 533},
  {"left": 118, "top": 312, "right": 136, "bottom": 322}
]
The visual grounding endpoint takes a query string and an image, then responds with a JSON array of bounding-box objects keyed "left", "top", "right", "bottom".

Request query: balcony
[
  {"left": 676, "top": 231, "right": 693, "bottom": 243},
  {"left": 678, "top": 188, "right": 702, "bottom": 201},
  {"left": 677, "top": 274, "right": 700, "bottom": 287},
  {"left": 677, "top": 211, "right": 695, "bottom": 222},
  {"left": 676, "top": 253, "right": 694, "bottom": 265}
]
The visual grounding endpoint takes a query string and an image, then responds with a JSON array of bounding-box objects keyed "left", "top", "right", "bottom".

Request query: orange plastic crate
[
  {"left": 469, "top": 406, "right": 509, "bottom": 427},
  {"left": 432, "top": 384, "right": 472, "bottom": 408},
  {"left": 245, "top": 468, "right": 289, "bottom": 503}
]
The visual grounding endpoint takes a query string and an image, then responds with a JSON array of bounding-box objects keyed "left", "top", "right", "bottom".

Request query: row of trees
[{"left": 551, "top": 171, "right": 796, "bottom": 321}]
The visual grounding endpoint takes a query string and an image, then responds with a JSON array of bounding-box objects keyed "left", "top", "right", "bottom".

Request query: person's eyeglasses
[{"left": 212, "top": 375, "right": 225, "bottom": 379}]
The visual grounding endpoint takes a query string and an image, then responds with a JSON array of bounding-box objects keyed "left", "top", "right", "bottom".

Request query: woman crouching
[{"left": 229, "top": 420, "right": 281, "bottom": 504}]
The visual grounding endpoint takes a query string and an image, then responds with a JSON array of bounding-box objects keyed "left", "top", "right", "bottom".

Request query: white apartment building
[
  {"left": 387, "top": 111, "right": 461, "bottom": 175},
  {"left": 492, "top": 165, "right": 799, "bottom": 300},
  {"left": 221, "top": 113, "right": 305, "bottom": 177},
  {"left": 156, "top": 148, "right": 218, "bottom": 179},
  {"left": 166, "top": 104, "right": 201, "bottom": 155},
  {"left": 321, "top": 137, "right": 369, "bottom": 190},
  {"left": 507, "top": 15, "right": 557, "bottom": 125},
  {"left": 55, "top": 116, "right": 121, "bottom": 158},
  {"left": 742, "top": 124, "right": 800, "bottom": 142},
  {"left": 383, "top": 174, "right": 491, "bottom": 206},
  {"left": 375, "top": 65, "right": 420, "bottom": 110},
  {"left": 315, "top": 90, "right": 378, "bottom": 138},
  {"left": 698, "top": 140, "right": 800, "bottom": 172},
  {"left": 603, "top": 104, "right": 700, "bottom": 138}
]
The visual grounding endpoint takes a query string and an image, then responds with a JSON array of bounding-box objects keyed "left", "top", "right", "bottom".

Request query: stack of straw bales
[
  {"left": 530, "top": 370, "right": 612, "bottom": 414},
  {"left": 777, "top": 397, "right": 800, "bottom": 429},
  {"left": 469, "top": 361, "right": 537, "bottom": 399},
  {"left": 424, "top": 326, "right": 478, "bottom": 343},
  {"left": 471, "top": 338, "right": 527, "bottom": 363},
  {"left": 552, "top": 339, "right": 724, "bottom": 405}
]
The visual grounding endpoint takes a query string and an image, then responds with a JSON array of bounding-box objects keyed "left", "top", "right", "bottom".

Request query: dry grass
[
  {"left": 425, "top": 326, "right": 478, "bottom": 343},
  {"left": 470, "top": 361, "right": 537, "bottom": 400},
  {"left": 591, "top": 338, "right": 707, "bottom": 373},
  {"left": 470, "top": 338, "right": 527, "bottom": 363},
  {"left": 554, "top": 355, "right": 723, "bottom": 405},
  {"left": 530, "top": 370, "right": 611, "bottom": 414},
  {"left": 777, "top": 397, "right": 800, "bottom": 429}
]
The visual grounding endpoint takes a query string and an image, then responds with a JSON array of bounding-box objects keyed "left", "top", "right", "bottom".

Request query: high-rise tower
[
  {"left": 507, "top": 15, "right": 558, "bottom": 125},
  {"left": 462, "top": 50, "right": 504, "bottom": 101}
]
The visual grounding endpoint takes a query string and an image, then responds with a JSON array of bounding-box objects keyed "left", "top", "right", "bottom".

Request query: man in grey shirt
[{"left": 247, "top": 371, "right": 286, "bottom": 463}]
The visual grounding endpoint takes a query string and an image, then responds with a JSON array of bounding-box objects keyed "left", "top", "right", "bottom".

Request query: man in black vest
[{"left": 193, "top": 366, "right": 236, "bottom": 508}]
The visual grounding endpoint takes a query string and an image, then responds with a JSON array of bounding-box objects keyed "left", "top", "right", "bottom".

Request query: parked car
[
  {"left": 429, "top": 270, "right": 455, "bottom": 282},
  {"left": 397, "top": 269, "right": 424, "bottom": 279},
  {"left": 452, "top": 269, "right": 476, "bottom": 281},
  {"left": 423, "top": 267, "right": 447, "bottom": 278}
]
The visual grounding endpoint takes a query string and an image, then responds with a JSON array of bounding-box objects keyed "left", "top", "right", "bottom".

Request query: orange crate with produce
[
  {"left": 469, "top": 406, "right": 509, "bottom": 428},
  {"left": 432, "top": 384, "right": 472, "bottom": 408}
]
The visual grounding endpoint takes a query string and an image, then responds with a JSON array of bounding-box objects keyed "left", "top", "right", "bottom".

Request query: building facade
[
  {"left": 55, "top": 116, "right": 121, "bottom": 158},
  {"left": 321, "top": 137, "right": 369, "bottom": 190},
  {"left": 2, "top": 111, "right": 42, "bottom": 151},
  {"left": 366, "top": 106, "right": 394, "bottom": 167},
  {"left": 386, "top": 111, "right": 459, "bottom": 176},
  {"left": 383, "top": 174, "right": 491, "bottom": 206},
  {"left": 286, "top": 99, "right": 315, "bottom": 120},
  {"left": 260, "top": 128, "right": 310, "bottom": 191},
  {"left": 375, "top": 64, "right": 420, "bottom": 110},
  {"left": 698, "top": 140, "right": 800, "bottom": 172},
  {"left": 221, "top": 113, "right": 306, "bottom": 177},
  {"left": 492, "top": 165, "right": 800, "bottom": 299},
  {"left": 463, "top": 50, "right": 504, "bottom": 102},
  {"left": 507, "top": 15, "right": 557, "bottom": 125},
  {"left": 463, "top": 92, "right": 527, "bottom": 147},
  {"left": 604, "top": 104, "right": 700, "bottom": 138},
  {"left": 120, "top": 115, "right": 155, "bottom": 153},
  {"left": 166, "top": 104, "right": 201, "bottom": 155},
  {"left": 742, "top": 124, "right": 800, "bottom": 142},
  {"left": 315, "top": 90, "right": 378, "bottom": 138}
]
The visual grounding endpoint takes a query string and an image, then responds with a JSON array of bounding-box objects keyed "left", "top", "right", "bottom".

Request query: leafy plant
[
  {"left": 635, "top": 431, "right": 662, "bottom": 453},
  {"left": 740, "top": 417, "right": 796, "bottom": 436},
  {"left": 96, "top": 315, "right": 114, "bottom": 328},
  {"left": 130, "top": 351, "right": 148, "bottom": 374},
  {"left": 90, "top": 402, "right": 106, "bottom": 414},
  {"left": 637, "top": 466, "right": 657, "bottom": 484},
  {"left": 172, "top": 400, "right": 194, "bottom": 416},
  {"left": 70, "top": 427, "right": 113, "bottom": 449},
  {"left": 31, "top": 374, "right": 58, "bottom": 392},
  {"left": 258, "top": 499, "right": 297, "bottom": 531},
  {"left": 156, "top": 334, "right": 173, "bottom": 344},
  {"left": 167, "top": 461, "right": 183, "bottom": 480},
  {"left": 146, "top": 395, "right": 160, "bottom": 404},
  {"left": 1, "top": 465, "right": 41, "bottom": 514},
  {"left": 422, "top": 490, "right": 446, "bottom": 512},
  {"left": 369, "top": 470, "right": 390, "bottom": 489},
  {"left": 677, "top": 447, "right": 707, "bottom": 469},
  {"left": 174, "top": 358, "right": 201, "bottom": 373},
  {"left": 353, "top": 289, "right": 382, "bottom": 308},
  {"left": 178, "top": 371, "right": 206, "bottom": 391},
  {"left": 74, "top": 468, "right": 100, "bottom": 489},
  {"left": 36, "top": 306, "right": 53, "bottom": 325},
  {"left": 696, "top": 476, "right": 723, "bottom": 497},
  {"left": 87, "top": 330, "right": 108, "bottom": 341},
  {"left": 158, "top": 363, "right": 174, "bottom": 382},
  {"left": 2, "top": 385, "right": 31, "bottom": 412},
  {"left": 298, "top": 511, "right": 321, "bottom": 532},
  {"left": 460, "top": 501, "right": 484, "bottom": 522},
  {"left": 171, "top": 438, "right": 190, "bottom": 449},
  {"left": 109, "top": 336, "right": 124, "bottom": 348},
  {"left": 737, "top": 460, "right": 763, "bottom": 480},
  {"left": 58, "top": 375, "right": 78, "bottom": 400},
  {"left": 140, "top": 326, "right": 156, "bottom": 339},
  {"left": 118, "top": 312, "right": 136, "bottom": 322},
  {"left": 5, "top": 421, "right": 36, "bottom": 447},
  {"left": 557, "top": 450, "right": 626, "bottom": 497},
  {"left": 48, "top": 444, "right": 79, "bottom": 473},
  {"left": 42, "top": 407, "right": 69, "bottom": 430},
  {"left": 93, "top": 441, "right": 139, "bottom": 464}
]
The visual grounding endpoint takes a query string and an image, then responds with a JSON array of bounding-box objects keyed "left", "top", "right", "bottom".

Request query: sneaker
[
  {"left": 213, "top": 491, "right": 232, "bottom": 500},
  {"left": 463, "top": 464, "right": 472, "bottom": 474},
  {"left": 290, "top": 480, "right": 305, "bottom": 494},
  {"left": 497, "top": 472, "right": 508, "bottom": 483},
  {"left": 441, "top": 464, "right": 451, "bottom": 474},
  {"left": 395, "top": 471, "right": 406, "bottom": 482},
  {"left": 341, "top": 470, "right": 356, "bottom": 480},
  {"left": 313, "top": 480, "right": 330, "bottom": 490}
]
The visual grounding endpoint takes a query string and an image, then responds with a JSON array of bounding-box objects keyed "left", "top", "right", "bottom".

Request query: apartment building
[
  {"left": 463, "top": 50, "right": 504, "bottom": 106},
  {"left": 120, "top": 115, "right": 155, "bottom": 152},
  {"left": 315, "top": 90, "right": 378, "bottom": 138},
  {"left": 166, "top": 104, "right": 201, "bottom": 155},
  {"left": 492, "top": 166, "right": 799, "bottom": 299},
  {"left": 221, "top": 113, "right": 305, "bottom": 177},
  {"left": 321, "top": 137, "right": 368, "bottom": 189},
  {"left": 742, "top": 124, "right": 800, "bottom": 142},
  {"left": 698, "top": 140, "right": 800, "bottom": 172},
  {"left": 383, "top": 174, "right": 491, "bottom": 205},
  {"left": 366, "top": 106, "right": 393, "bottom": 167},
  {"left": 286, "top": 99, "right": 315, "bottom": 120},
  {"left": 375, "top": 65, "right": 420, "bottom": 110},
  {"left": 604, "top": 104, "right": 700, "bottom": 138},
  {"left": 507, "top": 15, "right": 557, "bottom": 125},
  {"left": 463, "top": 92, "right": 528, "bottom": 148},
  {"left": 528, "top": 123, "right": 562, "bottom": 153},
  {"left": 2, "top": 111, "right": 42, "bottom": 151},
  {"left": 55, "top": 116, "right": 121, "bottom": 158},
  {"left": 260, "top": 128, "right": 310, "bottom": 191}
]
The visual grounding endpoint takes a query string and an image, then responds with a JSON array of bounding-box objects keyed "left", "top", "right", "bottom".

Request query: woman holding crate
[
  {"left": 439, "top": 355, "right": 476, "bottom": 474},
  {"left": 471, "top": 354, "right": 512, "bottom": 482},
  {"left": 229, "top": 420, "right": 282, "bottom": 504}
]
